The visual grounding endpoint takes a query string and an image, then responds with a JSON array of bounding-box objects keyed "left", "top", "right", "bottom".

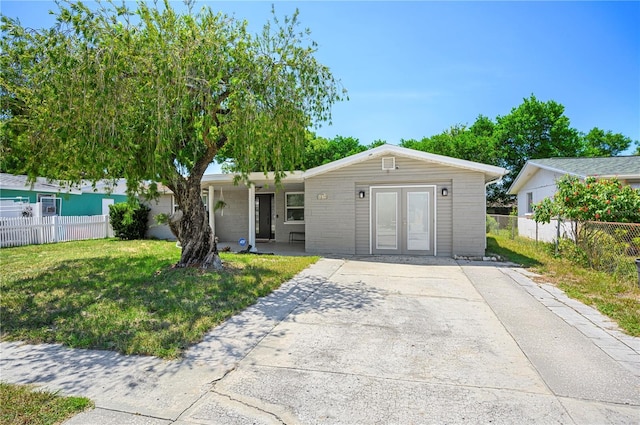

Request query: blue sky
[{"left": 2, "top": 1, "right": 639, "bottom": 155}]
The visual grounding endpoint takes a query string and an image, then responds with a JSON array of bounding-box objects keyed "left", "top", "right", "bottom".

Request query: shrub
[{"left": 109, "top": 201, "right": 150, "bottom": 240}]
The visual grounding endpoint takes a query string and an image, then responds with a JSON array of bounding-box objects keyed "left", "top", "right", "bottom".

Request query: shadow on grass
[
  {"left": 0, "top": 254, "right": 316, "bottom": 359},
  {"left": 486, "top": 235, "right": 542, "bottom": 268}
]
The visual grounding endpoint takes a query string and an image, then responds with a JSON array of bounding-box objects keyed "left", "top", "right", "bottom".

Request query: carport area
[{"left": 2, "top": 257, "right": 638, "bottom": 424}]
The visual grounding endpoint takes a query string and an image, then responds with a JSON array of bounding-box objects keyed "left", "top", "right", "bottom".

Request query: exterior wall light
[
  {"left": 358, "top": 190, "right": 366, "bottom": 199},
  {"left": 441, "top": 188, "right": 449, "bottom": 197}
]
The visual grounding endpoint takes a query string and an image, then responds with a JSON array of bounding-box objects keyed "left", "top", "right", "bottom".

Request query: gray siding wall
[
  {"left": 306, "top": 155, "right": 486, "bottom": 256},
  {"left": 145, "top": 194, "right": 175, "bottom": 240},
  {"left": 213, "top": 189, "right": 249, "bottom": 242},
  {"left": 273, "top": 183, "right": 305, "bottom": 242},
  {"left": 452, "top": 173, "right": 487, "bottom": 256}
]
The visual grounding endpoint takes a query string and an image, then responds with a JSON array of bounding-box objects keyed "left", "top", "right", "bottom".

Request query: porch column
[
  {"left": 248, "top": 184, "right": 257, "bottom": 252},
  {"left": 208, "top": 185, "right": 215, "bottom": 238}
]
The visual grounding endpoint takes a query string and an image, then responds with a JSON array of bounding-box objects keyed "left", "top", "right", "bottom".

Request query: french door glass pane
[
  {"left": 376, "top": 192, "right": 397, "bottom": 250},
  {"left": 407, "top": 191, "right": 429, "bottom": 251}
]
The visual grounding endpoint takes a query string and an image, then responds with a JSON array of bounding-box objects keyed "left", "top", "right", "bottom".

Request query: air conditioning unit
[{"left": 381, "top": 157, "right": 396, "bottom": 171}]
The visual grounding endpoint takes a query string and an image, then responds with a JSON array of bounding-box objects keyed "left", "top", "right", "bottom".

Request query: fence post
[
  {"left": 52, "top": 215, "right": 59, "bottom": 243},
  {"left": 555, "top": 217, "right": 560, "bottom": 256},
  {"left": 104, "top": 214, "right": 109, "bottom": 238}
]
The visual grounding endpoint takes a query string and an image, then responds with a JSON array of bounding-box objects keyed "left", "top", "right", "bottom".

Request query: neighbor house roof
[
  {"left": 0, "top": 173, "right": 83, "bottom": 195},
  {"left": 302, "top": 144, "right": 508, "bottom": 183},
  {"left": 508, "top": 156, "right": 640, "bottom": 195}
]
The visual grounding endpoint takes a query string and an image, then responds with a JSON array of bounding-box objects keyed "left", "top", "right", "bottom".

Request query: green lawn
[
  {"left": 0, "top": 382, "right": 92, "bottom": 425},
  {"left": 0, "top": 239, "right": 317, "bottom": 358},
  {"left": 487, "top": 234, "right": 640, "bottom": 336}
]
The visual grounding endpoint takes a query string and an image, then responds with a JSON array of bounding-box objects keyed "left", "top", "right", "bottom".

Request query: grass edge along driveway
[
  {"left": 487, "top": 234, "right": 640, "bottom": 337},
  {"left": 0, "top": 239, "right": 318, "bottom": 359},
  {"left": 0, "top": 382, "right": 92, "bottom": 425}
]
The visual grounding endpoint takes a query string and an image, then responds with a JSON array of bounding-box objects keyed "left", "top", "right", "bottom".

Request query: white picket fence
[{"left": 0, "top": 215, "right": 110, "bottom": 248}]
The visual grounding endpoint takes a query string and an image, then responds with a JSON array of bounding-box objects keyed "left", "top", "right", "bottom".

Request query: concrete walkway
[{"left": 1, "top": 258, "right": 638, "bottom": 424}]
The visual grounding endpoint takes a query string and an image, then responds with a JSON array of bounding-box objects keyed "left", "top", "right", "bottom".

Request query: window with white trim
[
  {"left": 285, "top": 192, "right": 304, "bottom": 223},
  {"left": 171, "top": 193, "right": 208, "bottom": 213},
  {"left": 526, "top": 192, "right": 534, "bottom": 214},
  {"left": 37, "top": 194, "right": 58, "bottom": 216}
]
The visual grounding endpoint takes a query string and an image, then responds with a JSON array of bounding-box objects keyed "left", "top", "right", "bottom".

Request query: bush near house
[{"left": 108, "top": 201, "right": 150, "bottom": 240}]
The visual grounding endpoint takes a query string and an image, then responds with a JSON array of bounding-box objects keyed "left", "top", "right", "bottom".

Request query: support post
[
  {"left": 208, "top": 185, "right": 215, "bottom": 238},
  {"left": 248, "top": 184, "right": 257, "bottom": 252}
]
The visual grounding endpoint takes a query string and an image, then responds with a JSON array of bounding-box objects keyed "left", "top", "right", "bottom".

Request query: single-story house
[
  {"left": 148, "top": 144, "right": 507, "bottom": 257},
  {"left": 0, "top": 173, "right": 128, "bottom": 218},
  {"left": 507, "top": 156, "right": 640, "bottom": 241}
]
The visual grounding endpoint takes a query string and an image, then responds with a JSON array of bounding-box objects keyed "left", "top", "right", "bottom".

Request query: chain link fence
[{"left": 487, "top": 214, "right": 640, "bottom": 284}]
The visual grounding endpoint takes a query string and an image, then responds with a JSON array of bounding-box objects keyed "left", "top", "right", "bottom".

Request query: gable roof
[
  {"left": 508, "top": 156, "right": 640, "bottom": 194},
  {"left": 303, "top": 144, "right": 508, "bottom": 183}
]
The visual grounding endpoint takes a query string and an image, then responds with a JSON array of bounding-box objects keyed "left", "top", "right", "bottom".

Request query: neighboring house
[
  {"left": 0, "top": 173, "right": 128, "bottom": 217},
  {"left": 148, "top": 145, "right": 507, "bottom": 257},
  {"left": 507, "top": 156, "right": 640, "bottom": 241}
]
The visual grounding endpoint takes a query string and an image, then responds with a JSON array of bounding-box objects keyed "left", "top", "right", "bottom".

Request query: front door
[
  {"left": 255, "top": 194, "right": 274, "bottom": 239},
  {"left": 371, "top": 186, "right": 435, "bottom": 255}
]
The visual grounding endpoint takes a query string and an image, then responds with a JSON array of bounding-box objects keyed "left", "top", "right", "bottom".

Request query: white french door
[{"left": 371, "top": 186, "right": 435, "bottom": 255}]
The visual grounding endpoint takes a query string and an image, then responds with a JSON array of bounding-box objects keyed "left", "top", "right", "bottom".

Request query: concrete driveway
[{"left": 1, "top": 257, "right": 639, "bottom": 424}]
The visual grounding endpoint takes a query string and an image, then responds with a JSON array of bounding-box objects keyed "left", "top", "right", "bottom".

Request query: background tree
[
  {"left": 0, "top": 0, "right": 344, "bottom": 268},
  {"left": 400, "top": 117, "right": 501, "bottom": 166},
  {"left": 492, "top": 95, "right": 582, "bottom": 203},
  {"left": 581, "top": 127, "right": 634, "bottom": 157},
  {"left": 302, "top": 135, "right": 366, "bottom": 168}
]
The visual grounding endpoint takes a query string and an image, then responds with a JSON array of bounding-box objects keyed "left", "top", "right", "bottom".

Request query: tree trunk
[{"left": 172, "top": 180, "right": 222, "bottom": 270}]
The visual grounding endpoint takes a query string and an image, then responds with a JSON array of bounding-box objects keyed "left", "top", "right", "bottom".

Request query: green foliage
[
  {"left": 582, "top": 127, "right": 633, "bottom": 157},
  {"left": 1, "top": 0, "right": 344, "bottom": 265},
  {"left": 486, "top": 214, "right": 499, "bottom": 234},
  {"left": 217, "top": 132, "right": 383, "bottom": 171},
  {"left": 400, "top": 118, "right": 501, "bottom": 167},
  {"left": 495, "top": 94, "right": 582, "bottom": 200},
  {"left": 550, "top": 238, "right": 589, "bottom": 267},
  {"left": 109, "top": 202, "right": 150, "bottom": 240},
  {"left": 534, "top": 175, "right": 640, "bottom": 224}
]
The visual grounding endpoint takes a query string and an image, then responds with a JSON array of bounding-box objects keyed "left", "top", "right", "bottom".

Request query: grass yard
[
  {"left": 487, "top": 234, "right": 640, "bottom": 336},
  {"left": 0, "top": 239, "right": 317, "bottom": 358},
  {"left": 0, "top": 382, "right": 92, "bottom": 425}
]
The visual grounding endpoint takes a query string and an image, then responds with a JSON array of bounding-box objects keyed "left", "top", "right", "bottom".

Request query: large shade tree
[{"left": 0, "top": 0, "right": 344, "bottom": 268}]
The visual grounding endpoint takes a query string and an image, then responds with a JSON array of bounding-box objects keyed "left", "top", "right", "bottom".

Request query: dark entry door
[{"left": 255, "top": 194, "right": 274, "bottom": 239}]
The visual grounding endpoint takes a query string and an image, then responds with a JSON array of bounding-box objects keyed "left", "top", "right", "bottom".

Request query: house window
[
  {"left": 526, "top": 192, "right": 534, "bottom": 214},
  {"left": 171, "top": 193, "right": 208, "bottom": 213},
  {"left": 285, "top": 192, "right": 304, "bottom": 223},
  {"left": 37, "top": 194, "right": 58, "bottom": 216}
]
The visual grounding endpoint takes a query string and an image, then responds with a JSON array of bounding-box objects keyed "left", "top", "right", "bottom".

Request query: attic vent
[{"left": 381, "top": 157, "right": 396, "bottom": 171}]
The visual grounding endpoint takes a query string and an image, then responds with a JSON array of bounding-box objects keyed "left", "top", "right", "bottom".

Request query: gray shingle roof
[{"left": 528, "top": 156, "right": 640, "bottom": 178}]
